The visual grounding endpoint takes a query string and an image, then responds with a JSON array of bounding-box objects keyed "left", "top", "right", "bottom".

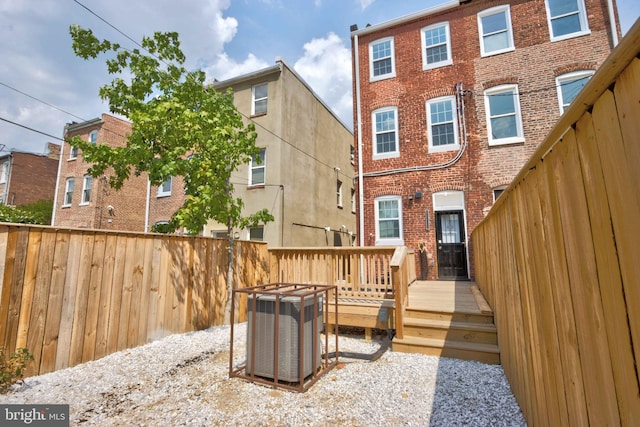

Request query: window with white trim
[
  {"left": 374, "top": 195, "right": 403, "bottom": 246},
  {"left": 250, "top": 148, "right": 266, "bottom": 186},
  {"left": 426, "top": 96, "right": 459, "bottom": 153},
  {"left": 158, "top": 177, "right": 172, "bottom": 197},
  {"left": 372, "top": 107, "right": 399, "bottom": 159},
  {"left": 252, "top": 84, "right": 268, "bottom": 115},
  {"left": 81, "top": 175, "right": 92, "bottom": 205},
  {"left": 63, "top": 178, "right": 74, "bottom": 206},
  {"left": 369, "top": 37, "right": 395, "bottom": 81},
  {"left": 351, "top": 189, "right": 356, "bottom": 213},
  {"left": 493, "top": 185, "right": 507, "bottom": 202},
  {"left": 88, "top": 130, "right": 98, "bottom": 143},
  {"left": 69, "top": 144, "right": 78, "bottom": 160},
  {"left": 556, "top": 70, "right": 594, "bottom": 113},
  {"left": 484, "top": 85, "right": 524, "bottom": 146},
  {"left": 545, "top": 0, "right": 589, "bottom": 41},
  {"left": 0, "top": 161, "right": 8, "bottom": 184},
  {"left": 478, "top": 5, "right": 514, "bottom": 56},
  {"left": 337, "top": 180, "right": 343, "bottom": 207},
  {"left": 421, "top": 22, "right": 452, "bottom": 69}
]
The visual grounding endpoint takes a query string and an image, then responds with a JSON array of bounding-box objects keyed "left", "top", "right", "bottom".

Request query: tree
[
  {"left": 68, "top": 26, "right": 273, "bottom": 323},
  {"left": 0, "top": 200, "right": 53, "bottom": 225}
]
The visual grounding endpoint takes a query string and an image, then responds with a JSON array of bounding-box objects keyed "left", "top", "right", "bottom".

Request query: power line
[
  {"left": 0, "top": 82, "right": 87, "bottom": 122},
  {"left": 0, "top": 116, "right": 65, "bottom": 142}
]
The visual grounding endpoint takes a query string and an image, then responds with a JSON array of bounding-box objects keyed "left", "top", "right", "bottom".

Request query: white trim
[
  {"left": 493, "top": 185, "right": 508, "bottom": 202},
  {"left": 545, "top": 0, "right": 590, "bottom": 42},
  {"left": 337, "top": 180, "right": 343, "bottom": 207},
  {"left": 484, "top": 84, "right": 525, "bottom": 146},
  {"left": 62, "top": 177, "right": 74, "bottom": 207},
  {"left": 421, "top": 22, "right": 453, "bottom": 70},
  {"left": 426, "top": 96, "right": 460, "bottom": 153},
  {"left": 374, "top": 195, "right": 404, "bottom": 246},
  {"left": 369, "top": 37, "right": 396, "bottom": 82},
  {"left": 251, "top": 83, "right": 268, "bottom": 115},
  {"left": 478, "top": 5, "right": 515, "bottom": 57},
  {"left": 88, "top": 130, "right": 98, "bottom": 143},
  {"left": 68, "top": 145, "right": 78, "bottom": 160},
  {"left": 80, "top": 175, "right": 92, "bottom": 205},
  {"left": 249, "top": 148, "right": 266, "bottom": 186},
  {"left": 157, "top": 177, "right": 172, "bottom": 197},
  {"left": 555, "top": 70, "right": 594, "bottom": 113},
  {"left": 372, "top": 106, "right": 400, "bottom": 160}
]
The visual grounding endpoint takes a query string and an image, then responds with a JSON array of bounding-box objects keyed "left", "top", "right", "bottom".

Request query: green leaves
[{"left": 68, "top": 26, "right": 273, "bottom": 235}]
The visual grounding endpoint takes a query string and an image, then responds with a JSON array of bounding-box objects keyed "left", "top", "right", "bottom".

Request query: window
[
  {"left": 426, "top": 96, "right": 459, "bottom": 153},
  {"left": 375, "top": 196, "right": 403, "bottom": 246},
  {"left": 478, "top": 6, "right": 514, "bottom": 56},
  {"left": 556, "top": 70, "right": 594, "bottom": 113},
  {"left": 248, "top": 226, "right": 264, "bottom": 241},
  {"left": 0, "top": 161, "right": 8, "bottom": 184},
  {"left": 372, "top": 107, "right": 399, "bottom": 159},
  {"left": 81, "top": 175, "right": 92, "bottom": 205},
  {"left": 350, "top": 145, "right": 355, "bottom": 164},
  {"left": 158, "top": 177, "right": 172, "bottom": 197},
  {"left": 88, "top": 130, "right": 98, "bottom": 143},
  {"left": 69, "top": 144, "right": 78, "bottom": 160},
  {"left": 484, "top": 85, "right": 524, "bottom": 146},
  {"left": 63, "top": 178, "right": 74, "bottom": 206},
  {"left": 337, "top": 180, "right": 343, "bottom": 207},
  {"left": 351, "top": 189, "right": 356, "bottom": 213},
  {"left": 369, "top": 37, "right": 395, "bottom": 81},
  {"left": 252, "top": 84, "right": 268, "bottom": 115},
  {"left": 421, "top": 22, "right": 452, "bottom": 69},
  {"left": 210, "top": 230, "right": 227, "bottom": 238},
  {"left": 493, "top": 186, "right": 507, "bottom": 202},
  {"left": 250, "top": 148, "right": 266, "bottom": 186},
  {"left": 545, "top": 0, "right": 589, "bottom": 40}
]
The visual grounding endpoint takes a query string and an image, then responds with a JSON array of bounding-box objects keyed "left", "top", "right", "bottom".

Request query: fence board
[
  {"left": 81, "top": 233, "right": 106, "bottom": 363},
  {"left": 6, "top": 229, "right": 29, "bottom": 353},
  {"left": 94, "top": 233, "right": 117, "bottom": 360},
  {"left": 127, "top": 237, "right": 146, "bottom": 348},
  {"left": 68, "top": 234, "right": 95, "bottom": 367},
  {"left": 105, "top": 234, "right": 127, "bottom": 355},
  {"left": 56, "top": 232, "right": 82, "bottom": 370},
  {"left": 16, "top": 229, "right": 41, "bottom": 350}
]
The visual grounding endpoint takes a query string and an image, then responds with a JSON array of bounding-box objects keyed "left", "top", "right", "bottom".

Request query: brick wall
[
  {"left": 353, "top": 0, "right": 616, "bottom": 279},
  {"left": 4, "top": 152, "right": 59, "bottom": 206}
]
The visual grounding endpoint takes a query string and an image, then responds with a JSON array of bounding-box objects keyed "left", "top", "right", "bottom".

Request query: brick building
[
  {"left": 0, "top": 142, "right": 60, "bottom": 207},
  {"left": 351, "top": 0, "right": 620, "bottom": 279},
  {"left": 53, "top": 114, "right": 150, "bottom": 231}
]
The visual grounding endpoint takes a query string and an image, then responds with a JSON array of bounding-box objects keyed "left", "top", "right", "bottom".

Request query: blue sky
[{"left": 1, "top": 0, "right": 638, "bottom": 155}]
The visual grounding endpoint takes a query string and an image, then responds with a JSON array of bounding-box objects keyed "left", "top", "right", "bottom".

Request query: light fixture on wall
[{"left": 233, "top": 231, "right": 240, "bottom": 239}]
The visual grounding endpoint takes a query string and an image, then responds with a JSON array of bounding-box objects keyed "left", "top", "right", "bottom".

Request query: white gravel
[{"left": 1, "top": 324, "right": 526, "bottom": 426}]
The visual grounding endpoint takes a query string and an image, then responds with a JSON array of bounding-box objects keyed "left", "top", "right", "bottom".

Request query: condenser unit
[{"left": 246, "top": 291, "right": 323, "bottom": 382}]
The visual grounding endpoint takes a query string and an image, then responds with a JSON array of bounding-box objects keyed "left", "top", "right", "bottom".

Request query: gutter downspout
[
  {"left": 51, "top": 137, "right": 65, "bottom": 226},
  {"left": 144, "top": 179, "right": 151, "bottom": 232},
  {"left": 354, "top": 34, "right": 365, "bottom": 248},
  {"left": 606, "top": 0, "right": 619, "bottom": 47},
  {"left": 3, "top": 154, "right": 12, "bottom": 206}
]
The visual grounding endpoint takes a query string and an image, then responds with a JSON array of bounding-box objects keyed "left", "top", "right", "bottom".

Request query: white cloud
[
  {"left": 204, "top": 53, "right": 270, "bottom": 82},
  {"left": 293, "top": 33, "right": 353, "bottom": 128},
  {"left": 357, "top": 0, "right": 375, "bottom": 10}
]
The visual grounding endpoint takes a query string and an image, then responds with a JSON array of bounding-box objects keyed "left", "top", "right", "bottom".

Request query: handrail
[{"left": 390, "top": 246, "right": 410, "bottom": 339}]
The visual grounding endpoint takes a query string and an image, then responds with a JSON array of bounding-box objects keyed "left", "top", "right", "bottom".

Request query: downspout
[
  {"left": 51, "top": 136, "right": 65, "bottom": 226},
  {"left": 144, "top": 179, "right": 151, "bottom": 232},
  {"left": 354, "top": 33, "right": 365, "bottom": 247},
  {"left": 3, "top": 154, "right": 12, "bottom": 206},
  {"left": 606, "top": 0, "right": 619, "bottom": 47}
]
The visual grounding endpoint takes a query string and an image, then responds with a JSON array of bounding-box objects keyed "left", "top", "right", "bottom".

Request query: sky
[{"left": 1, "top": 0, "right": 638, "bottom": 155}]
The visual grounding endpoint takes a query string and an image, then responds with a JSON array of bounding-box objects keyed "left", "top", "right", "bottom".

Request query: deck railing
[{"left": 472, "top": 21, "right": 640, "bottom": 427}]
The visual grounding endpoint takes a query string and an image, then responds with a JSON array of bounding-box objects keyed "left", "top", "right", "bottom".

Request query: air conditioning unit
[{"left": 246, "top": 291, "right": 323, "bottom": 382}]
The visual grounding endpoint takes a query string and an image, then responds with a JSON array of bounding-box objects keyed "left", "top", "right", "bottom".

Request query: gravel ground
[{"left": 1, "top": 324, "right": 526, "bottom": 426}]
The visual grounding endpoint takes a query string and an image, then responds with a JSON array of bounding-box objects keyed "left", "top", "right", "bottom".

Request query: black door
[{"left": 436, "top": 210, "right": 468, "bottom": 280}]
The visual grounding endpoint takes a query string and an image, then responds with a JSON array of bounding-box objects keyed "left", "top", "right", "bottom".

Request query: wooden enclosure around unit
[{"left": 472, "top": 20, "right": 640, "bottom": 427}]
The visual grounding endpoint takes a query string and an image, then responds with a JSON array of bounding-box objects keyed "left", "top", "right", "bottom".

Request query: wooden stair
[{"left": 392, "top": 282, "right": 500, "bottom": 364}]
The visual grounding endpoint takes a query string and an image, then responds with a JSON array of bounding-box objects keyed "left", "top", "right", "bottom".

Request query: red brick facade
[
  {"left": 352, "top": 0, "right": 619, "bottom": 279},
  {"left": 0, "top": 143, "right": 60, "bottom": 207}
]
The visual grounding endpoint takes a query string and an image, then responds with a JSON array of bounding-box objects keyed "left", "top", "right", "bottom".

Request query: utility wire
[
  {"left": 0, "top": 82, "right": 87, "bottom": 122},
  {"left": 0, "top": 116, "right": 65, "bottom": 142}
]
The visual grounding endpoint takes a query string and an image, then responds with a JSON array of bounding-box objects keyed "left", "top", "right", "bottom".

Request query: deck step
[
  {"left": 392, "top": 336, "right": 500, "bottom": 365},
  {"left": 402, "top": 317, "right": 498, "bottom": 345},
  {"left": 404, "top": 307, "right": 495, "bottom": 324}
]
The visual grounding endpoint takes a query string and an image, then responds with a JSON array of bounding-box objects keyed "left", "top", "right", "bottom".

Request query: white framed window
[
  {"left": 426, "top": 96, "right": 459, "bottom": 153},
  {"left": 252, "top": 84, "right": 268, "bottom": 115},
  {"left": 250, "top": 148, "right": 266, "bottom": 186},
  {"left": 372, "top": 107, "right": 399, "bottom": 159},
  {"left": 248, "top": 226, "right": 264, "bottom": 241},
  {"left": 88, "top": 130, "right": 98, "bottom": 143},
  {"left": 0, "top": 161, "right": 9, "bottom": 184},
  {"left": 374, "top": 195, "right": 404, "bottom": 246},
  {"left": 478, "top": 5, "right": 515, "bottom": 57},
  {"left": 158, "top": 177, "right": 172, "bottom": 197},
  {"left": 493, "top": 185, "right": 508, "bottom": 202},
  {"left": 337, "top": 180, "right": 343, "bottom": 207},
  {"left": 63, "top": 178, "right": 74, "bottom": 207},
  {"left": 484, "top": 85, "right": 524, "bottom": 146},
  {"left": 81, "top": 175, "right": 92, "bottom": 205},
  {"left": 351, "top": 189, "right": 356, "bottom": 213},
  {"left": 421, "top": 22, "right": 452, "bottom": 70},
  {"left": 556, "top": 70, "right": 594, "bottom": 113},
  {"left": 69, "top": 144, "right": 78, "bottom": 160},
  {"left": 545, "top": 0, "right": 590, "bottom": 41},
  {"left": 369, "top": 37, "right": 396, "bottom": 81}
]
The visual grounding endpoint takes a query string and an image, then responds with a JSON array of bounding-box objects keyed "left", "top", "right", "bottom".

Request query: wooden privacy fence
[
  {"left": 0, "top": 224, "right": 269, "bottom": 376},
  {"left": 472, "top": 21, "right": 640, "bottom": 427}
]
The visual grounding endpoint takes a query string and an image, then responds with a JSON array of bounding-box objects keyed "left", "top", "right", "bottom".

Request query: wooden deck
[{"left": 392, "top": 280, "right": 500, "bottom": 364}]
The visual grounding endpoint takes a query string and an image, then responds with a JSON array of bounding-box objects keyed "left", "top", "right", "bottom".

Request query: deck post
[{"left": 390, "top": 246, "right": 408, "bottom": 340}]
